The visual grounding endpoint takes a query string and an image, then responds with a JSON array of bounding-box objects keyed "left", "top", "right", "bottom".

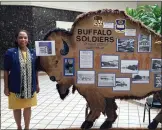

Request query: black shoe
[
  {"left": 148, "top": 119, "right": 159, "bottom": 130},
  {"left": 100, "top": 120, "right": 113, "bottom": 130}
]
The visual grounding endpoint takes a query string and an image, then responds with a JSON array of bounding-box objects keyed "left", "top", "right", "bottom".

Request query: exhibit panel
[{"left": 71, "top": 10, "right": 162, "bottom": 98}]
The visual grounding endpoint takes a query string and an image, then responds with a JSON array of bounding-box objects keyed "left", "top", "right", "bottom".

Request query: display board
[
  {"left": 40, "top": 9, "right": 162, "bottom": 99},
  {"left": 71, "top": 10, "right": 162, "bottom": 98}
]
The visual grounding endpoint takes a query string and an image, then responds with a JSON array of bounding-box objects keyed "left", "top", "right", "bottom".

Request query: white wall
[
  {"left": 137, "top": 1, "right": 161, "bottom": 6},
  {"left": 1, "top": 0, "right": 32, "bottom": 6},
  {"left": 30, "top": 2, "right": 137, "bottom": 12},
  {"left": 1, "top": 0, "right": 161, "bottom": 12},
  {"left": 1, "top": 1, "right": 137, "bottom": 12}
]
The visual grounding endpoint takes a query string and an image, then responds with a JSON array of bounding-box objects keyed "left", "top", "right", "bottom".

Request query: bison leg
[
  {"left": 100, "top": 98, "right": 118, "bottom": 130},
  {"left": 77, "top": 88, "right": 106, "bottom": 129},
  {"left": 81, "top": 109, "right": 101, "bottom": 129}
]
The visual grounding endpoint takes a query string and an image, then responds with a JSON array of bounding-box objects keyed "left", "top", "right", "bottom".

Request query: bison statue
[{"left": 38, "top": 9, "right": 162, "bottom": 129}]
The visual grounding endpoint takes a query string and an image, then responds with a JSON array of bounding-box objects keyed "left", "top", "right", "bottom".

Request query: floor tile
[
  {"left": 43, "top": 116, "right": 55, "bottom": 120},
  {"left": 74, "top": 117, "right": 84, "bottom": 122},
  {"left": 1, "top": 122, "right": 13, "bottom": 127},
  {"left": 6, "top": 127, "right": 16, "bottom": 129},
  {"left": 30, "top": 119, "right": 41, "bottom": 124},
  {"left": 118, "top": 123, "right": 129, "bottom": 127},
  {"left": 1, "top": 75, "right": 161, "bottom": 129},
  {"left": 118, "top": 119, "right": 129, "bottom": 124},
  {"left": 72, "top": 121, "right": 83, "bottom": 126},
  {"left": 50, "top": 120, "right": 63, "bottom": 125},
  {"left": 33, "top": 123, "right": 48, "bottom": 129},
  {"left": 46, "top": 124, "right": 59, "bottom": 129},
  {"left": 53, "top": 116, "right": 65, "bottom": 121},
  {"left": 3, "top": 118, "right": 15, "bottom": 123},
  {"left": 129, "top": 123, "right": 141, "bottom": 127},
  {"left": 119, "top": 116, "right": 128, "bottom": 120},
  {"left": 39, "top": 119, "right": 52, "bottom": 124},
  {"left": 129, "top": 119, "right": 140, "bottom": 124},
  {"left": 29, "top": 123, "right": 37, "bottom": 128},
  {"left": 58, "top": 125, "right": 71, "bottom": 128},
  {"left": 70, "top": 125, "right": 81, "bottom": 128},
  {"left": 61, "top": 120, "right": 73, "bottom": 125}
]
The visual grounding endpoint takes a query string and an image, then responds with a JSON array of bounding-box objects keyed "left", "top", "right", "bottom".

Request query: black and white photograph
[
  {"left": 121, "top": 60, "right": 138, "bottom": 73},
  {"left": 64, "top": 58, "right": 75, "bottom": 76},
  {"left": 138, "top": 34, "right": 151, "bottom": 52},
  {"left": 101, "top": 55, "right": 119, "bottom": 69},
  {"left": 117, "top": 38, "right": 135, "bottom": 52},
  {"left": 98, "top": 73, "right": 116, "bottom": 87},
  {"left": 80, "top": 50, "right": 93, "bottom": 68},
  {"left": 77, "top": 71, "right": 95, "bottom": 84},
  {"left": 113, "top": 78, "right": 130, "bottom": 91},
  {"left": 132, "top": 70, "right": 149, "bottom": 83},
  {"left": 125, "top": 29, "right": 136, "bottom": 36},
  {"left": 154, "top": 74, "right": 162, "bottom": 88},
  {"left": 151, "top": 59, "right": 162, "bottom": 72}
]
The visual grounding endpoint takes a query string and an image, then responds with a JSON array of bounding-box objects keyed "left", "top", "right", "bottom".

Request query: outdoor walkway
[{"left": 1, "top": 75, "right": 161, "bottom": 129}]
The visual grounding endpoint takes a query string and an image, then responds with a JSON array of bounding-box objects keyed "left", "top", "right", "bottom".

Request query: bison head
[
  {"left": 40, "top": 28, "right": 75, "bottom": 100},
  {"left": 56, "top": 84, "right": 76, "bottom": 100}
]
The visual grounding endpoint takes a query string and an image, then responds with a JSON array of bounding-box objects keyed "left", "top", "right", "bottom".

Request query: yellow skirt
[{"left": 8, "top": 92, "right": 37, "bottom": 109}]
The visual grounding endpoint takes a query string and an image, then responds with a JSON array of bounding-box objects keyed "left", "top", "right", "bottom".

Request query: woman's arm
[
  {"left": 4, "top": 49, "right": 12, "bottom": 96},
  {"left": 36, "top": 71, "right": 40, "bottom": 93},
  {"left": 36, "top": 71, "right": 39, "bottom": 86},
  {"left": 4, "top": 70, "right": 10, "bottom": 96},
  {"left": 4, "top": 70, "right": 9, "bottom": 88}
]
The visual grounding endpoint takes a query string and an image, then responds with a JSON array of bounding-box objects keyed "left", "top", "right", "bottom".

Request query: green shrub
[{"left": 126, "top": 4, "right": 161, "bottom": 34}]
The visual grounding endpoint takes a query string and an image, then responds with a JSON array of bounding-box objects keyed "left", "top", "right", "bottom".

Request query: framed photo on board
[
  {"left": 98, "top": 73, "right": 116, "bottom": 87},
  {"left": 138, "top": 34, "right": 151, "bottom": 52},
  {"left": 101, "top": 55, "right": 119, "bottom": 69},
  {"left": 132, "top": 70, "right": 150, "bottom": 83},
  {"left": 64, "top": 58, "right": 75, "bottom": 76},
  {"left": 151, "top": 59, "right": 162, "bottom": 72},
  {"left": 79, "top": 50, "right": 93, "bottom": 68},
  {"left": 154, "top": 74, "right": 162, "bottom": 88},
  {"left": 77, "top": 71, "right": 95, "bottom": 84},
  {"left": 35, "top": 41, "right": 55, "bottom": 56},
  {"left": 121, "top": 60, "right": 138, "bottom": 73},
  {"left": 125, "top": 29, "right": 136, "bottom": 36},
  {"left": 116, "top": 38, "right": 135, "bottom": 52},
  {"left": 113, "top": 78, "right": 130, "bottom": 91}
]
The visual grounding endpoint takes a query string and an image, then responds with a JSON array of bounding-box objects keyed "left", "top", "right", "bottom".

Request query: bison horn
[{"left": 60, "top": 39, "right": 69, "bottom": 55}]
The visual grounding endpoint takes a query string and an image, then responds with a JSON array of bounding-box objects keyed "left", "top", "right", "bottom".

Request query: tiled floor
[{"left": 1, "top": 75, "right": 161, "bottom": 129}]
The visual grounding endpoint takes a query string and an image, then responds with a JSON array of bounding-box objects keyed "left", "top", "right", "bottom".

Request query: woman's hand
[
  {"left": 36, "top": 85, "right": 40, "bottom": 93},
  {"left": 4, "top": 87, "right": 10, "bottom": 96}
]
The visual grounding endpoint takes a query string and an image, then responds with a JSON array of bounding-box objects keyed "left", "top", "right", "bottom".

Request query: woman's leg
[
  {"left": 23, "top": 107, "right": 31, "bottom": 130},
  {"left": 13, "top": 109, "right": 22, "bottom": 129}
]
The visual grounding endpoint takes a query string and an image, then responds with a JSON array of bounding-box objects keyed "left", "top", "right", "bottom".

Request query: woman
[{"left": 4, "top": 29, "right": 40, "bottom": 130}]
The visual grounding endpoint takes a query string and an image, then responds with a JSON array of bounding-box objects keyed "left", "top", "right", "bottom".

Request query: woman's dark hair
[{"left": 14, "top": 29, "right": 30, "bottom": 47}]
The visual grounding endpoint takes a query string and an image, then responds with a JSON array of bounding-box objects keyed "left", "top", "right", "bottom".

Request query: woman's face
[{"left": 17, "top": 31, "right": 28, "bottom": 48}]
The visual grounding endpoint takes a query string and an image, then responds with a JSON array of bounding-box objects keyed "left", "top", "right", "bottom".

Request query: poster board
[
  {"left": 41, "top": 9, "right": 162, "bottom": 99},
  {"left": 71, "top": 10, "right": 162, "bottom": 98}
]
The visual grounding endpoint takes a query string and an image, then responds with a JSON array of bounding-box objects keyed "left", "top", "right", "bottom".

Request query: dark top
[{"left": 4, "top": 47, "right": 37, "bottom": 94}]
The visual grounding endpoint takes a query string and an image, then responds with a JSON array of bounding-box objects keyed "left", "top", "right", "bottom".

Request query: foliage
[{"left": 126, "top": 4, "right": 161, "bottom": 34}]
